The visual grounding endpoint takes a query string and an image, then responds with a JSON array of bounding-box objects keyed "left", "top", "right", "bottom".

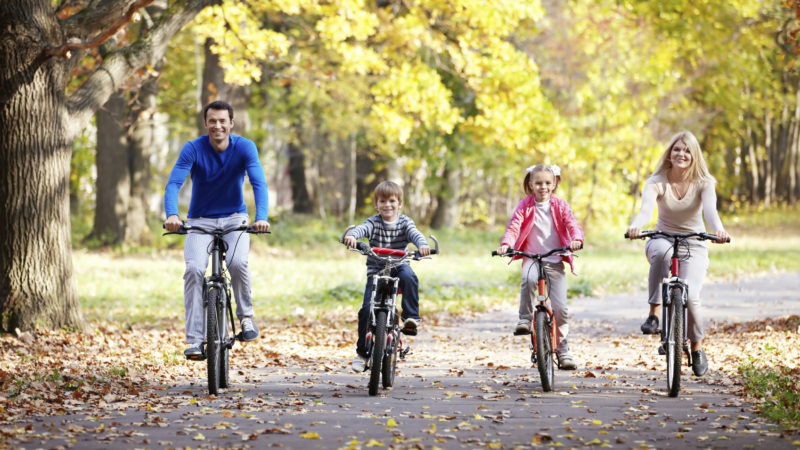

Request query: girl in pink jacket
[{"left": 497, "top": 164, "right": 585, "bottom": 370}]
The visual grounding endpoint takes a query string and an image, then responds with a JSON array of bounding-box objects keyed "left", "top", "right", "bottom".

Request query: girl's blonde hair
[
  {"left": 652, "top": 131, "right": 714, "bottom": 183},
  {"left": 523, "top": 165, "right": 561, "bottom": 196}
]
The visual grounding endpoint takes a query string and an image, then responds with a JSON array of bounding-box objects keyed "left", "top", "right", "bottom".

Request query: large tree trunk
[
  {"left": 126, "top": 72, "right": 158, "bottom": 245},
  {"left": 0, "top": 1, "right": 83, "bottom": 331},
  {"left": 430, "top": 154, "right": 462, "bottom": 229},
  {"left": 92, "top": 91, "right": 130, "bottom": 245},
  {"left": 0, "top": 0, "right": 212, "bottom": 332},
  {"left": 287, "top": 141, "right": 313, "bottom": 214}
]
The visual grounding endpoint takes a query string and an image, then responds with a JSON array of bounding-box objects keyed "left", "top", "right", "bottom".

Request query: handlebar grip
[
  {"left": 356, "top": 242, "right": 369, "bottom": 253},
  {"left": 491, "top": 250, "right": 499, "bottom": 256},
  {"left": 624, "top": 232, "right": 630, "bottom": 239}
]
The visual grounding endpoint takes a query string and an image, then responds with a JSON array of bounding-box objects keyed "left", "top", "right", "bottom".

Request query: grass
[{"left": 740, "top": 364, "right": 800, "bottom": 431}]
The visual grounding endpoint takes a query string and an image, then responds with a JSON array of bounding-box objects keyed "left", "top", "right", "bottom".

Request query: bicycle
[
  {"left": 163, "top": 223, "right": 269, "bottom": 395},
  {"left": 340, "top": 226, "right": 439, "bottom": 396},
  {"left": 625, "top": 230, "right": 729, "bottom": 397},
  {"left": 492, "top": 245, "right": 580, "bottom": 392}
]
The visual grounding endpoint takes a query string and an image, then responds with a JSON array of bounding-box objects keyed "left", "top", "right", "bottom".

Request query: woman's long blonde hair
[{"left": 651, "top": 131, "right": 714, "bottom": 183}]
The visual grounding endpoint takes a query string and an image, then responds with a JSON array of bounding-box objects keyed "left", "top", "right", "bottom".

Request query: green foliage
[{"left": 740, "top": 363, "right": 800, "bottom": 429}]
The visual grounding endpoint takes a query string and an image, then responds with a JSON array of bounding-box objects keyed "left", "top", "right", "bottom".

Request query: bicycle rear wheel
[
  {"left": 369, "top": 310, "right": 387, "bottom": 396},
  {"left": 535, "top": 312, "right": 555, "bottom": 392},
  {"left": 206, "top": 288, "right": 222, "bottom": 395},
  {"left": 218, "top": 294, "right": 230, "bottom": 389},
  {"left": 666, "top": 287, "right": 684, "bottom": 397},
  {"left": 382, "top": 324, "right": 399, "bottom": 388}
]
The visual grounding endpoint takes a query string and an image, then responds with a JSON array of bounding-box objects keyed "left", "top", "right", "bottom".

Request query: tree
[{"left": 0, "top": 0, "right": 213, "bottom": 332}]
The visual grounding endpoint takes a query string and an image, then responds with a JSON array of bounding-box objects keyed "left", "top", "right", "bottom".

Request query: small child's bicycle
[
  {"left": 492, "top": 245, "right": 580, "bottom": 392},
  {"left": 163, "top": 223, "right": 269, "bottom": 395},
  {"left": 341, "top": 226, "right": 439, "bottom": 396},
  {"left": 625, "top": 230, "right": 729, "bottom": 397}
]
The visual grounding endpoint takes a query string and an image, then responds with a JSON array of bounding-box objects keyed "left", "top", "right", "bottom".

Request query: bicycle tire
[
  {"left": 369, "top": 310, "right": 387, "bottom": 396},
  {"left": 218, "top": 294, "right": 230, "bottom": 389},
  {"left": 206, "top": 287, "right": 221, "bottom": 395},
  {"left": 666, "top": 287, "right": 684, "bottom": 397},
  {"left": 535, "top": 312, "right": 555, "bottom": 392},
  {"left": 382, "top": 326, "right": 398, "bottom": 388}
]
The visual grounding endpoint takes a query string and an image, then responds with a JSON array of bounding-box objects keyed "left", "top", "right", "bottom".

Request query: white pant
[
  {"left": 645, "top": 237, "right": 709, "bottom": 343},
  {"left": 519, "top": 260, "right": 569, "bottom": 354},
  {"left": 183, "top": 214, "right": 253, "bottom": 344}
]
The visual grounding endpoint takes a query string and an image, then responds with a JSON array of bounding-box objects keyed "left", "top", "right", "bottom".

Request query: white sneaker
[
  {"left": 240, "top": 317, "right": 259, "bottom": 341},
  {"left": 403, "top": 317, "right": 420, "bottom": 330},
  {"left": 352, "top": 355, "right": 367, "bottom": 372}
]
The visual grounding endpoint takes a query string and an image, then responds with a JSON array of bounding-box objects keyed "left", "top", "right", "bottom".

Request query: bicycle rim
[
  {"left": 666, "top": 289, "right": 684, "bottom": 397},
  {"left": 206, "top": 288, "right": 221, "bottom": 395},
  {"left": 218, "top": 297, "right": 230, "bottom": 389},
  {"left": 535, "top": 313, "right": 554, "bottom": 392},
  {"left": 369, "top": 310, "right": 387, "bottom": 396}
]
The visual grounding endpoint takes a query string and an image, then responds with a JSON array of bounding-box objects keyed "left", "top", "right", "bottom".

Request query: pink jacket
[{"left": 500, "top": 194, "right": 585, "bottom": 274}]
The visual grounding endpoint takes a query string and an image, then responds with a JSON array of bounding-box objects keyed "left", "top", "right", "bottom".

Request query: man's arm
[
  {"left": 242, "top": 139, "right": 269, "bottom": 226},
  {"left": 164, "top": 142, "right": 195, "bottom": 223}
]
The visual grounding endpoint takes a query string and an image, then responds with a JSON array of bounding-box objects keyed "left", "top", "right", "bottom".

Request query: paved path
[{"left": 7, "top": 272, "right": 800, "bottom": 449}]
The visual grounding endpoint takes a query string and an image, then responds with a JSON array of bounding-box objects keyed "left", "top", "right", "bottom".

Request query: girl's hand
[
  {"left": 569, "top": 240, "right": 583, "bottom": 251},
  {"left": 497, "top": 244, "right": 509, "bottom": 255},
  {"left": 713, "top": 230, "right": 730, "bottom": 244},
  {"left": 626, "top": 227, "right": 641, "bottom": 239},
  {"left": 344, "top": 235, "right": 357, "bottom": 248}
]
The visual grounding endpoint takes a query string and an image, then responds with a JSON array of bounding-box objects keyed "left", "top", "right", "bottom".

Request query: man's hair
[
  {"left": 203, "top": 100, "right": 234, "bottom": 121},
  {"left": 373, "top": 181, "right": 403, "bottom": 204}
]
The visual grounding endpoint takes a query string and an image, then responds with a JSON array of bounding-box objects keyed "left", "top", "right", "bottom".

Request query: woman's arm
[
  {"left": 700, "top": 181, "right": 726, "bottom": 235},
  {"left": 628, "top": 181, "right": 658, "bottom": 236}
]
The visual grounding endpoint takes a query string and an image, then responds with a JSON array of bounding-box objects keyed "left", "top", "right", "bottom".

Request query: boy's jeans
[{"left": 356, "top": 264, "right": 419, "bottom": 356}]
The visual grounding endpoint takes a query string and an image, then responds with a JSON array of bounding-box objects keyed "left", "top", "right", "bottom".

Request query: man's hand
[
  {"left": 343, "top": 235, "right": 357, "bottom": 249},
  {"left": 252, "top": 220, "right": 270, "bottom": 232},
  {"left": 418, "top": 245, "right": 431, "bottom": 257},
  {"left": 165, "top": 215, "right": 182, "bottom": 232}
]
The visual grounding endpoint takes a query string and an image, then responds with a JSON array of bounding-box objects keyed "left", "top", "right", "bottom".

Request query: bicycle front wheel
[
  {"left": 666, "top": 287, "right": 684, "bottom": 397},
  {"left": 218, "top": 294, "right": 230, "bottom": 389},
  {"left": 535, "top": 312, "right": 555, "bottom": 392},
  {"left": 206, "top": 288, "right": 222, "bottom": 395},
  {"left": 382, "top": 322, "right": 399, "bottom": 388},
  {"left": 368, "top": 310, "right": 387, "bottom": 396}
]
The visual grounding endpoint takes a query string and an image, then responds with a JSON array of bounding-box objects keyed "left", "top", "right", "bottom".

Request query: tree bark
[
  {"left": 430, "top": 152, "right": 462, "bottom": 229},
  {"left": 125, "top": 71, "right": 158, "bottom": 245},
  {"left": 0, "top": 0, "right": 212, "bottom": 331},
  {"left": 288, "top": 141, "right": 312, "bottom": 214},
  {"left": 92, "top": 91, "right": 130, "bottom": 245}
]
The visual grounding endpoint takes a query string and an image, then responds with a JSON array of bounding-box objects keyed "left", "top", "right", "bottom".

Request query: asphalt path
[{"left": 7, "top": 272, "right": 800, "bottom": 449}]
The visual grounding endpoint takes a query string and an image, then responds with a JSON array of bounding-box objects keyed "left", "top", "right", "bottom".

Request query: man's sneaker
[
  {"left": 240, "top": 317, "right": 259, "bottom": 342},
  {"left": 184, "top": 344, "right": 202, "bottom": 359},
  {"left": 640, "top": 315, "right": 659, "bottom": 335},
  {"left": 352, "top": 355, "right": 367, "bottom": 372},
  {"left": 691, "top": 349, "right": 708, "bottom": 376},
  {"left": 557, "top": 353, "right": 577, "bottom": 370},
  {"left": 514, "top": 320, "right": 531, "bottom": 335}
]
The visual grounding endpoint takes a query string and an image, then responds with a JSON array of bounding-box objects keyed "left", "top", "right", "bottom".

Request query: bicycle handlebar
[
  {"left": 491, "top": 243, "right": 581, "bottom": 259},
  {"left": 162, "top": 223, "right": 271, "bottom": 236},
  {"left": 624, "top": 230, "right": 730, "bottom": 243},
  {"left": 341, "top": 225, "right": 439, "bottom": 261}
]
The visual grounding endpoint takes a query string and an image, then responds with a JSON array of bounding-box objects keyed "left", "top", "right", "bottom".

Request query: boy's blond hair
[{"left": 373, "top": 181, "right": 403, "bottom": 205}]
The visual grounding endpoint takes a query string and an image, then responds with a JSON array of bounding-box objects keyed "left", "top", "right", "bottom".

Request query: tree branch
[
  {"left": 65, "top": 0, "right": 214, "bottom": 141},
  {"left": 47, "top": 0, "right": 155, "bottom": 59}
]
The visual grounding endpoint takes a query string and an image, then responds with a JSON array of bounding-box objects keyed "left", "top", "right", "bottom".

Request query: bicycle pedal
[
  {"left": 400, "top": 346, "right": 412, "bottom": 358},
  {"left": 186, "top": 354, "right": 206, "bottom": 361},
  {"left": 401, "top": 327, "right": 417, "bottom": 336},
  {"left": 658, "top": 344, "right": 666, "bottom": 355},
  {"left": 513, "top": 330, "right": 532, "bottom": 336}
]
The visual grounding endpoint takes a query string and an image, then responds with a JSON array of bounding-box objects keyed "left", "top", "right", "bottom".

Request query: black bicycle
[
  {"left": 163, "top": 224, "right": 269, "bottom": 395},
  {"left": 625, "top": 230, "right": 729, "bottom": 397},
  {"left": 341, "top": 226, "right": 439, "bottom": 396},
  {"left": 492, "top": 245, "right": 580, "bottom": 392}
]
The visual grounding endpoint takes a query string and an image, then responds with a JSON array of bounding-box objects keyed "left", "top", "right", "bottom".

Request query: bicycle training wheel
[
  {"left": 206, "top": 288, "right": 222, "bottom": 395},
  {"left": 382, "top": 327, "right": 399, "bottom": 388},
  {"left": 369, "top": 310, "right": 387, "bottom": 396},
  {"left": 535, "top": 312, "right": 555, "bottom": 392},
  {"left": 218, "top": 296, "right": 230, "bottom": 389},
  {"left": 666, "top": 287, "right": 684, "bottom": 397}
]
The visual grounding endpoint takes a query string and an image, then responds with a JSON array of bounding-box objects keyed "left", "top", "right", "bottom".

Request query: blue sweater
[{"left": 164, "top": 134, "right": 268, "bottom": 221}]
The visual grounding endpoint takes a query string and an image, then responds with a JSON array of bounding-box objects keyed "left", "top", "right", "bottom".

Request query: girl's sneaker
[
  {"left": 352, "top": 355, "right": 367, "bottom": 372},
  {"left": 557, "top": 352, "right": 577, "bottom": 370}
]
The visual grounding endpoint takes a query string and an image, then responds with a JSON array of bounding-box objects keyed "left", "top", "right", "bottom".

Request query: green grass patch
[{"left": 740, "top": 364, "right": 800, "bottom": 430}]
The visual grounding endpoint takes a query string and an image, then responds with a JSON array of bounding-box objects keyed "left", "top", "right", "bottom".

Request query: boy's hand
[
  {"left": 569, "top": 240, "right": 583, "bottom": 251},
  {"left": 343, "top": 235, "right": 357, "bottom": 248},
  {"left": 418, "top": 245, "right": 431, "bottom": 257}
]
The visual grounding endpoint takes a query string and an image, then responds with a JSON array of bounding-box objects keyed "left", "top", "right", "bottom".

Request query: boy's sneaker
[
  {"left": 640, "top": 315, "right": 659, "bottom": 335},
  {"left": 514, "top": 320, "right": 531, "bottom": 335},
  {"left": 403, "top": 317, "right": 420, "bottom": 331},
  {"left": 240, "top": 317, "right": 259, "bottom": 341},
  {"left": 184, "top": 344, "right": 203, "bottom": 359},
  {"left": 557, "top": 352, "right": 577, "bottom": 370},
  {"left": 352, "top": 355, "right": 367, "bottom": 372}
]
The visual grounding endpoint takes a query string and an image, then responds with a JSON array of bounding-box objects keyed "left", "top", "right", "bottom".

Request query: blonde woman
[{"left": 626, "top": 131, "right": 730, "bottom": 377}]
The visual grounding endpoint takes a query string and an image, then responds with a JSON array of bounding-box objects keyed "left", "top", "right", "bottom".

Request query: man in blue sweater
[{"left": 164, "top": 100, "right": 269, "bottom": 358}]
